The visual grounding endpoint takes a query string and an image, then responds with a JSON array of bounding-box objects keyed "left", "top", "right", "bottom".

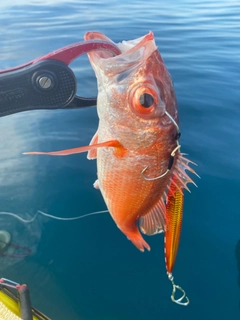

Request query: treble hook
[
  {"left": 141, "top": 144, "right": 181, "bottom": 181},
  {"left": 168, "top": 273, "right": 189, "bottom": 306}
]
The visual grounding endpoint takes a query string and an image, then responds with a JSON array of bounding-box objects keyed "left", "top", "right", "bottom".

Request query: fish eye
[
  {"left": 129, "top": 84, "right": 159, "bottom": 117},
  {"left": 139, "top": 93, "right": 154, "bottom": 108}
]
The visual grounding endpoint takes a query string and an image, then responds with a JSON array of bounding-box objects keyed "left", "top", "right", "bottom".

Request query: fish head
[{"left": 85, "top": 31, "right": 178, "bottom": 147}]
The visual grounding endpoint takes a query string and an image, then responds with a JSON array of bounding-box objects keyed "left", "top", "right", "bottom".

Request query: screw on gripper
[{"left": 38, "top": 76, "right": 53, "bottom": 89}]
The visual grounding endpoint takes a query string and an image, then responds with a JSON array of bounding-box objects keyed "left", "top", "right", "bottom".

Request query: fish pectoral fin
[
  {"left": 139, "top": 197, "right": 167, "bottom": 236},
  {"left": 23, "top": 140, "right": 127, "bottom": 157}
]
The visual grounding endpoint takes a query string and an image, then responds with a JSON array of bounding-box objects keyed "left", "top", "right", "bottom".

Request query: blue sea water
[{"left": 0, "top": 0, "right": 239, "bottom": 319}]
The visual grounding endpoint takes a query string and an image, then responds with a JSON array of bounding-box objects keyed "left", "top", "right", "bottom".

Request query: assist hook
[{"left": 141, "top": 110, "right": 181, "bottom": 181}]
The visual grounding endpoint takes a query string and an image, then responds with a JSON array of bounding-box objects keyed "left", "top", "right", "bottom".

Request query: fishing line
[
  {"left": 0, "top": 212, "right": 37, "bottom": 224},
  {"left": 0, "top": 209, "right": 108, "bottom": 224},
  {"left": 37, "top": 210, "right": 108, "bottom": 221}
]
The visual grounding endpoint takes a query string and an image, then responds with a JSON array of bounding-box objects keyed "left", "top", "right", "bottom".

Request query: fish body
[
  {"left": 85, "top": 31, "right": 180, "bottom": 251},
  {"left": 26, "top": 32, "right": 195, "bottom": 253},
  {"left": 25, "top": 32, "right": 197, "bottom": 304}
]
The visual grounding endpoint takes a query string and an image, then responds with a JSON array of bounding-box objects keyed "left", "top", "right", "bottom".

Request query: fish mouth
[
  {"left": 84, "top": 32, "right": 116, "bottom": 59},
  {"left": 84, "top": 31, "right": 157, "bottom": 76}
]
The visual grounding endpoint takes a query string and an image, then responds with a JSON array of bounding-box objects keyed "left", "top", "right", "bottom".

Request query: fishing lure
[{"left": 164, "top": 175, "right": 189, "bottom": 305}]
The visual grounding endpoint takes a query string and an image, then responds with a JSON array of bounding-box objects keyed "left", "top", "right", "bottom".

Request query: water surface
[{"left": 0, "top": 1, "right": 239, "bottom": 319}]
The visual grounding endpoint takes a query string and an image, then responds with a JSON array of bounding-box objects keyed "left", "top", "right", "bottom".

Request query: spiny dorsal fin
[{"left": 172, "top": 153, "right": 199, "bottom": 192}]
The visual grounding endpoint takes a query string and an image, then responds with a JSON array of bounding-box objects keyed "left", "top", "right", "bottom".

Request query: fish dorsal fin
[
  {"left": 139, "top": 197, "right": 167, "bottom": 236},
  {"left": 172, "top": 153, "right": 199, "bottom": 192}
]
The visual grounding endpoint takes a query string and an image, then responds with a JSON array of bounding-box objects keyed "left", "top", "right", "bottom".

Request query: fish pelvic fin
[
  {"left": 23, "top": 140, "right": 127, "bottom": 157},
  {"left": 139, "top": 197, "right": 167, "bottom": 236},
  {"left": 87, "top": 131, "right": 98, "bottom": 160}
]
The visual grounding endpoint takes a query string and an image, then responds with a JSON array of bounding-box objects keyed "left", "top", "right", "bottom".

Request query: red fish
[{"left": 25, "top": 31, "right": 197, "bottom": 303}]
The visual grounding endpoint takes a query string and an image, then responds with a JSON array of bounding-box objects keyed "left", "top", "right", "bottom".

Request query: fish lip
[
  {"left": 84, "top": 31, "right": 157, "bottom": 76},
  {"left": 84, "top": 31, "right": 154, "bottom": 51},
  {"left": 84, "top": 31, "right": 113, "bottom": 42},
  {"left": 84, "top": 32, "right": 117, "bottom": 60}
]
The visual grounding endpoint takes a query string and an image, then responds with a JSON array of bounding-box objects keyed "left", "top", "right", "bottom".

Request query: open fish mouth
[{"left": 84, "top": 31, "right": 158, "bottom": 76}]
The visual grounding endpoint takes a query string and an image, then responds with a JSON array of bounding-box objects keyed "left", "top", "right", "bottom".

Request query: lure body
[
  {"left": 164, "top": 178, "right": 191, "bottom": 305},
  {"left": 165, "top": 177, "right": 184, "bottom": 276}
]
